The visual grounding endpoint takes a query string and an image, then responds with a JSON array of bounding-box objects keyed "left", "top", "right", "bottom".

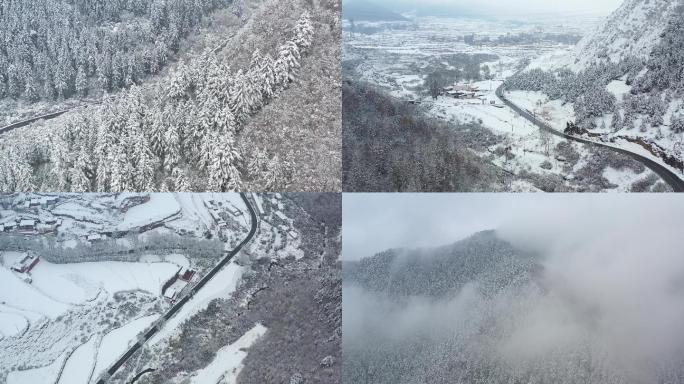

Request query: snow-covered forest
[
  {"left": 0, "top": 0, "right": 342, "bottom": 192},
  {"left": 343, "top": 81, "right": 507, "bottom": 192},
  {"left": 0, "top": 0, "right": 230, "bottom": 102}
]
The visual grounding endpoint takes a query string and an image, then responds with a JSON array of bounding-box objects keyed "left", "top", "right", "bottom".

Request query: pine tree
[
  {"left": 294, "top": 12, "right": 314, "bottom": 52},
  {"left": 76, "top": 65, "right": 88, "bottom": 97},
  {"left": 69, "top": 146, "right": 92, "bottom": 192},
  {"left": 230, "top": 70, "right": 252, "bottom": 122},
  {"left": 23, "top": 74, "right": 39, "bottom": 102},
  {"left": 207, "top": 129, "right": 242, "bottom": 191}
]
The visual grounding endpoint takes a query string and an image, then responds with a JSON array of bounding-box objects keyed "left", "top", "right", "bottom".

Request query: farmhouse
[
  {"left": 18, "top": 219, "right": 35, "bottom": 231},
  {"left": 41, "top": 196, "right": 58, "bottom": 208},
  {"left": 12, "top": 254, "right": 40, "bottom": 273},
  {"left": 162, "top": 267, "right": 196, "bottom": 302},
  {"left": 225, "top": 206, "right": 242, "bottom": 216},
  {"left": 86, "top": 233, "right": 106, "bottom": 243},
  {"left": 179, "top": 268, "right": 196, "bottom": 282},
  {"left": 163, "top": 280, "right": 186, "bottom": 302},
  {"left": 209, "top": 210, "right": 222, "bottom": 222},
  {"left": 37, "top": 223, "right": 57, "bottom": 233}
]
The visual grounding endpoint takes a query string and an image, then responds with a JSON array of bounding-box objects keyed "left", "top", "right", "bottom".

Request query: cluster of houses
[
  {"left": 162, "top": 267, "right": 197, "bottom": 302},
  {"left": 0, "top": 195, "right": 62, "bottom": 235},
  {"left": 443, "top": 84, "right": 485, "bottom": 99},
  {"left": 203, "top": 199, "right": 243, "bottom": 229},
  {"left": 439, "top": 83, "right": 504, "bottom": 108},
  {"left": 0, "top": 217, "right": 62, "bottom": 234},
  {"left": 20, "top": 196, "right": 59, "bottom": 210},
  {"left": 11, "top": 253, "right": 40, "bottom": 283}
]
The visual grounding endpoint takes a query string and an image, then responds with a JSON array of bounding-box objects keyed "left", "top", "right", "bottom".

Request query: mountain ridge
[{"left": 344, "top": 230, "right": 539, "bottom": 298}]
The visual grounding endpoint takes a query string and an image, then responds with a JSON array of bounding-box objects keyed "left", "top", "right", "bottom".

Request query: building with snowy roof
[
  {"left": 12, "top": 254, "right": 40, "bottom": 274},
  {"left": 18, "top": 219, "right": 35, "bottom": 230}
]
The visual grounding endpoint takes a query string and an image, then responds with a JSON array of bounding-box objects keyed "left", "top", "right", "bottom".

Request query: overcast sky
[
  {"left": 371, "top": 0, "right": 624, "bottom": 17},
  {"left": 342, "top": 193, "right": 684, "bottom": 260}
]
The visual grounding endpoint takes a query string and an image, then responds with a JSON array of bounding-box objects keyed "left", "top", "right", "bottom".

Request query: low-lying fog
[{"left": 343, "top": 194, "right": 684, "bottom": 383}]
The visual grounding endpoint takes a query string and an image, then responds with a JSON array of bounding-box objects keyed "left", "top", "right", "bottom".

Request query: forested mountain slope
[
  {"left": 508, "top": 0, "right": 684, "bottom": 173},
  {"left": 569, "top": 0, "right": 679, "bottom": 70},
  {"left": 342, "top": 80, "right": 508, "bottom": 192},
  {"left": 343, "top": 228, "right": 684, "bottom": 383},
  {"left": 0, "top": 0, "right": 341, "bottom": 192},
  {"left": 344, "top": 230, "right": 539, "bottom": 298},
  {"left": 0, "top": 0, "right": 230, "bottom": 103}
]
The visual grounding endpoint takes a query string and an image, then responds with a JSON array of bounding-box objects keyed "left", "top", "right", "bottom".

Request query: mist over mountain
[
  {"left": 346, "top": 0, "right": 621, "bottom": 19},
  {"left": 343, "top": 215, "right": 684, "bottom": 383},
  {"left": 342, "top": 0, "right": 408, "bottom": 21}
]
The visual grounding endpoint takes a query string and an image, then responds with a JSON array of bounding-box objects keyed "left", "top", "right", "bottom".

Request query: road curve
[
  {"left": 0, "top": 108, "right": 78, "bottom": 136},
  {"left": 95, "top": 193, "right": 259, "bottom": 383},
  {"left": 495, "top": 84, "right": 684, "bottom": 192}
]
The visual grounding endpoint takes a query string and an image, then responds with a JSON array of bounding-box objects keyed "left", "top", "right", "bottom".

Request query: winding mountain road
[
  {"left": 0, "top": 108, "right": 78, "bottom": 136},
  {"left": 95, "top": 192, "right": 259, "bottom": 384},
  {"left": 496, "top": 84, "right": 684, "bottom": 192}
]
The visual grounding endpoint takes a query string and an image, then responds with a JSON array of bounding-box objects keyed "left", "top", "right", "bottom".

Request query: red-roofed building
[
  {"left": 180, "top": 268, "right": 196, "bottom": 282},
  {"left": 12, "top": 254, "right": 39, "bottom": 273}
]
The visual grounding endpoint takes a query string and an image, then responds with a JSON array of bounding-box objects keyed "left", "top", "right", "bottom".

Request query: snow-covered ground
[
  {"left": 6, "top": 353, "right": 66, "bottom": 384},
  {"left": 91, "top": 315, "right": 157, "bottom": 380},
  {"left": 0, "top": 192, "right": 274, "bottom": 384},
  {"left": 57, "top": 337, "right": 97, "bottom": 384},
  {"left": 188, "top": 323, "right": 267, "bottom": 384},
  {"left": 0, "top": 255, "right": 179, "bottom": 321},
  {"left": 116, "top": 194, "right": 181, "bottom": 231}
]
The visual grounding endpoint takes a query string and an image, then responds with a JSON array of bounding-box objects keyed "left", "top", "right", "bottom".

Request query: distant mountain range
[
  {"left": 342, "top": 0, "right": 408, "bottom": 21},
  {"left": 344, "top": 230, "right": 540, "bottom": 298}
]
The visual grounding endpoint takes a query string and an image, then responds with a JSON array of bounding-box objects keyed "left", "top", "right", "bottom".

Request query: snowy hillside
[
  {"left": 558, "top": 0, "right": 680, "bottom": 71},
  {"left": 509, "top": 0, "right": 684, "bottom": 179}
]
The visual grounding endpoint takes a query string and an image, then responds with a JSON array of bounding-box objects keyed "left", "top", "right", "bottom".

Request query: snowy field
[
  {"left": 189, "top": 323, "right": 267, "bottom": 384},
  {"left": 115, "top": 194, "right": 181, "bottom": 231}
]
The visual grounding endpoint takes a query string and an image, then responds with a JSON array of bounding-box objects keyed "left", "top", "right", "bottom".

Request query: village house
[
  {"left": 86, "top": 233, "right": 105, "bottom": 243},
  {"left": 12, "top": 254, "right": 40, "bottom": 274},
  {"left": 162, "top": 267, "right": 196, "bottom": 302},
  {"left": 179, "top": 268, "right": 196, "bottom": 282},
  {"left": 18, "top": 219, "right": 36, "bottom": 231},
  {"left": 41, "top": 196, "right": 58, "bottom": 208},
  {"left": 225, "top": 206, "right": 242, "bottom": 216},
  {"left": 36, "top": 223, "right": 57, "bottom": 233}
]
